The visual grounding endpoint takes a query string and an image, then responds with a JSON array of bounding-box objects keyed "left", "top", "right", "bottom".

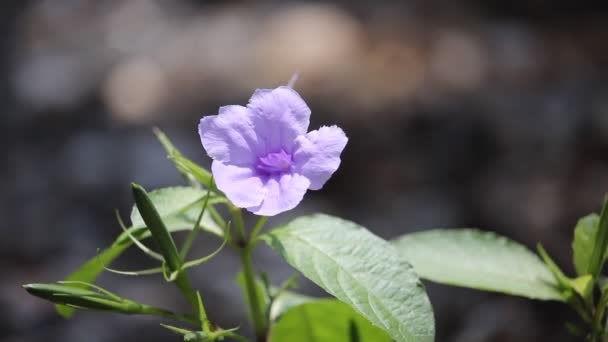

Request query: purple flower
[{"left": 198, "top": 86, "right": 347, "bottom": 216}]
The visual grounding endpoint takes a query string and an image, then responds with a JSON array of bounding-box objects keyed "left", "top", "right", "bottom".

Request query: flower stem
[
  {"left": 140, "top": 305, "right": 199, "bottom": 325},
  {"left": 250, "top": 216, "right": 268, "bottom": 241},
  {"left": 230, "top": 205, "right": 246, "bottom": 242},
  {"left": 240, "top": 245, "right": 266, "bottom": 341}
]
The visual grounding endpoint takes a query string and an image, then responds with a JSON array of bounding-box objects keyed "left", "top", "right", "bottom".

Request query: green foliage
[
  {"left": 587, "top": 198, "right": 608, "bottom": 279},
  {"left": 263, "top": 214, "right": 435, "bottom": 342},
  {"left": 55, "top": 244, "right": 130, "bottom": 317},
  {"left": 57, "top": 186, "right": 222, "bottom": 317},
  {"left": 154, "top": 128, "right": 214, "bottom": 189},
  {"left": 26, "top": 128, "right": 608, "bottom": 342},
  {"left": 269, "top": 300, "right": 392, "bottom": 342},
  {"left": 268, "top": 288, "right": 315, "bottom": 322},
  {"left": 162, "top": 324, "right": 243, "bottom": 342},
  {"left": 393, "top": 229, "right": 563, "bottom": 301},
  {"left": 26, "top": 281, "right": 182, "bottom": 320},
  {"left": 572, "top": 214, "right": 600, "bottom": 276},
  {"left": 128, "top": 186, "right": 223, "bottom": 236}
]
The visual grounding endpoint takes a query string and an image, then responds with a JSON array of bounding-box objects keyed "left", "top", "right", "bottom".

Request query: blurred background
[{"left": 3, "top": 0, "right": 608, "bottom": 341}]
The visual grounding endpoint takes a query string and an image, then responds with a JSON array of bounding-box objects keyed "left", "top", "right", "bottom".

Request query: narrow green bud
[
  {"left": 131, "top": 183, "right": 183, "bottom": 272},
  {"left": 131, "top": 183, "right": 198, "bottom": 309},
  {"left": 24, "top": 283, "right": 145, "bottom": 314}
]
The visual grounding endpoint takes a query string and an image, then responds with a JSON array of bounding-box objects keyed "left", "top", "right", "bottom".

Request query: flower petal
[
  {"left": 246, "top": 173, "right": 310, "bottom": 216},
  {"left": 293, "top": 125, "right": 348, "bottom": 190},
  {"left": 199, "top": 105, "right": 260, "bottom": 165},
  {"left": 247, "top": 86, "right": 311, "bottom": 153},
  {"left": 212, "top": 161, "right": 265, "bottom": 208}
]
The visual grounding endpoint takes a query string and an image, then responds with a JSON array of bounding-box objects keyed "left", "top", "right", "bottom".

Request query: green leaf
[
  {"left": 570, "top": 275, "right": 593, "bottom": 300},
  {"left": 263, "top": 214, "right": 435, "bottom": 342},
  {"left": 56, "top": 244, "right": 130, "bottom": 317},
  {"left": 393, "top": 229, "right": 563, "bottom": 301},
  {"left": 573, "top": 214, "right": 600, "bottom": 276},
  {"left": 269, "top": 300, "right": 392, "bottom": 342},
  {"left": 169, "top": 154, "right": 214, "bottom": 190},
  {"left": 129, "top": 186, "right": 220, "bottom": 233},
  {"left": 269, "top": 290, "right": 316, "bottom": 322},
  {"left": 153, "top": 128, "right": 214, "bottom": 189},
  {"left": 58, "top": 186, "right": 220, "bottom": 318},
  {"left": 588, "top": 197, "right": 608, "bottom": 279}
]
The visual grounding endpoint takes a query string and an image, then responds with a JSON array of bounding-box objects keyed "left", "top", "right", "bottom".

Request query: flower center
[{"left": 256, "top": 149, "right": 293, "bottom": 175}]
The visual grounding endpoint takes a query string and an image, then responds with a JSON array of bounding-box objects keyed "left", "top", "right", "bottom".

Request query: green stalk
[
  {"left": 240, "top": 246, "right": 266, "bottom": 341},
  {"left": 231, "top": 205, "right": 246, "bottom": 242},
  {"left": 139, "top": 306, "right": 199, "bottom": 325},
  {"left": 230, "top": 207, "right": 266, "bottom": 341},
  {"left": 249, "top": 216, "right": 269, "bottom": 242},
  {"left": 180, "top": 187, "right": 212, "bottom": 260}
]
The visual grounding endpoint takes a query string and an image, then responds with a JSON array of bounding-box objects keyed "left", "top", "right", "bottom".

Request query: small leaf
[
  {"left": 587, "top": 197, "right": 608, "bottom": 279},
  {"left": 269, "top": 300, "right": 392, "bottom": 342},
  {"left": 393, "top": 229, "right": 563, "bottom": 301},
  {"left": 263, "top": 214, "right": 435, "bottom": 342},
  {"left": 570, "top": 275, "right": 593, "bottom": 300},
  {"left": 153, "top": 128, "right": 214, "bottom": 189},
  {"left": 154, "top": 128, "right": 217, "bottom": 191},
  {"left": 169, "top": 154, "right": 215, "bottom": 191},
  {"left": 572, "top": 214, "right": 600, "bottom": 276}
]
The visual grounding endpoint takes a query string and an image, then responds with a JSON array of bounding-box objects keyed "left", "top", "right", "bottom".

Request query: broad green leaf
[
  {"left": 263, "top": 214, "right": 435, "bottom": 342},
  {"left": 588, "top": 197, "right": 608, "bottom": 279},
  {"left": 572, "top": 214, "right": 600, "bottom": 276},
  {"left": 269, "top": 290, "right": 315, "bottom": 322},
  {"left": 393, "top": 229, "right": 563, "bottom": 301},
  {"left": 58, "top": 186, "right": 222, "bottom": 317},
  {"left": 270, "top": 300, "right": 392, "bottom": 342}
]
